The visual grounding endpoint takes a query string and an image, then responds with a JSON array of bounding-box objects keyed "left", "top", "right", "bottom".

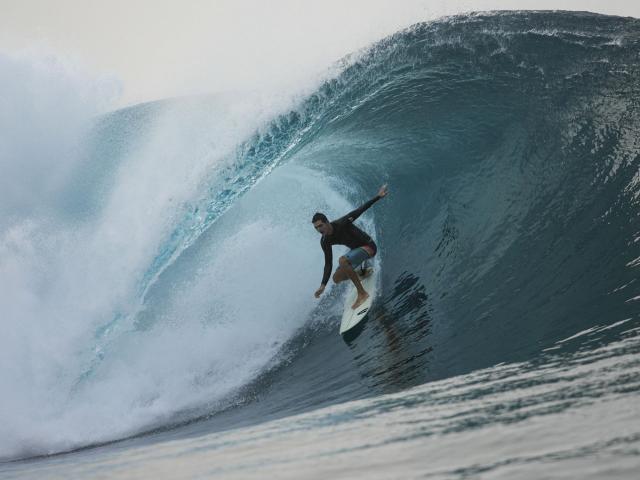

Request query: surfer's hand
[
  {"left": 377, "top": 184, "right": 388, "bottom": 198},
  {"left": 314, "top": 285, "right": 326, "bottom": 298}
]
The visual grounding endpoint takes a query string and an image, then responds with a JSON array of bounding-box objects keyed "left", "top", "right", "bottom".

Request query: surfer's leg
[
  {"left": 338, "top": 256, "right": 366, "bottom": 294},
  {"left": 332, "top": 266, "right": 349, "bottom": 283},
  {"left": 338, "top": 256, "right": 370, "bottom": 309}
]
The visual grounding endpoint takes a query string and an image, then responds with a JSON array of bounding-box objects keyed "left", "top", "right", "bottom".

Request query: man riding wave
[{"left": 312, "top": 184, "right": 388, "bottom": 309}]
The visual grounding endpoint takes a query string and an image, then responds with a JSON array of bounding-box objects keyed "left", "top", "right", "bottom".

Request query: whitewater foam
[{"left": 0, "top": 46, "right": 355, "bottom": 459}]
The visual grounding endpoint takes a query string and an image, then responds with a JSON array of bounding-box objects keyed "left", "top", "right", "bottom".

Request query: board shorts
[{"left": 344, "top": 245, "right": 375, "bottom": 268}]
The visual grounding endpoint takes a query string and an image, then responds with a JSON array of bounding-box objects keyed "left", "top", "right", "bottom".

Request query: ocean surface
[{"left": 1, "top": 10, "right": 640, "bottom": 479}]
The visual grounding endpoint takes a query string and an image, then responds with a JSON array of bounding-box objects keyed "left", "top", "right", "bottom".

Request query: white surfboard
[{"left": 339, "top": 266, "right": 377, "bottom": 339}]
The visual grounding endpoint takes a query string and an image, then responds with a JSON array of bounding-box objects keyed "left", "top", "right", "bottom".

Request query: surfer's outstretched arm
[{"left": 343, "top": 184, "right": 388, "bottom": 222}]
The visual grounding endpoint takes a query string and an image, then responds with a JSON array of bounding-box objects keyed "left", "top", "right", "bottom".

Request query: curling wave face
[{"left": 1, "top": 11, "right": 640, "bottom": 461}]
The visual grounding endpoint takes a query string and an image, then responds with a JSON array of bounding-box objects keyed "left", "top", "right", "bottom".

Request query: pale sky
[{"left": 1, "top": 0, "right": 638, "bottom": 108}]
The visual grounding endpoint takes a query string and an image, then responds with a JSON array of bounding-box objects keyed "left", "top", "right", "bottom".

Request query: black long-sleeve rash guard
[{"left": 320, "top": 195, "right": 381, "bottom": 285}]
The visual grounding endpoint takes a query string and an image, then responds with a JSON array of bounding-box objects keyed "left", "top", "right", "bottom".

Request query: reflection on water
[{"left": 347, "top": 271, "right": 434, "bottom": 392}]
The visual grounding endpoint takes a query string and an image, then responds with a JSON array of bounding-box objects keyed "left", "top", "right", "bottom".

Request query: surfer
[{"left": 313, "top": 184, "right": 388, "bottom": 309}]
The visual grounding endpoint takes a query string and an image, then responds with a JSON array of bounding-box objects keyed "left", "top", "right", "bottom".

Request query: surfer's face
[{"left": 313, "top": 220, "right": 330, "bottom": 235}]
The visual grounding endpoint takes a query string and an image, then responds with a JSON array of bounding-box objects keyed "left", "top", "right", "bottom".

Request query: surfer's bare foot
[{"left": 352, "top": 292, "right": 370, "bottom": 309}]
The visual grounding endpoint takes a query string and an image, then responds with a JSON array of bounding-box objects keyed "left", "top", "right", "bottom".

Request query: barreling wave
[{"left": 2, "top": 10, "right": 640, "bottom": 461}]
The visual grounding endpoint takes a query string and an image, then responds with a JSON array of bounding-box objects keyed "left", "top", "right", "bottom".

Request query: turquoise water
[
  {"left": 1, "top": 10, "right": 639, "bottom": 478},
  {"left": 4, "top": 326, "right": 640, "bottom": 478}
]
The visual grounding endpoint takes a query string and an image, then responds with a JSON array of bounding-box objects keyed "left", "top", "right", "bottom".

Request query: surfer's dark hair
[{"left": 312, "top": 212, "right": 328, "bottom": 223}]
